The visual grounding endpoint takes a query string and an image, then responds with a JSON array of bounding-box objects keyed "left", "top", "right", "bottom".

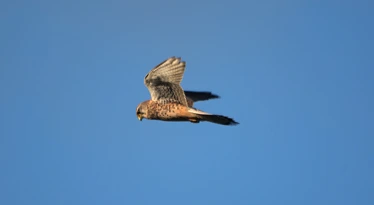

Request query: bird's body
[
  {"left": 136, "top": 57, "right": 238, "bottom": 126},
  {"left": 137, "top": 100, "right": 195, "bottom": 122}
]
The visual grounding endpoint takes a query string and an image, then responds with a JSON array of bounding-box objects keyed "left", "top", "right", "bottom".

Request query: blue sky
[{"left": 1, "top": 0, "right": 373, "bottom": 204}]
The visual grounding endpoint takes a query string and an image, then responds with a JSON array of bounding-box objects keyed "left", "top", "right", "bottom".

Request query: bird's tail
[{"left": 188, "top": 108, "right": 239, "bottom": 126}]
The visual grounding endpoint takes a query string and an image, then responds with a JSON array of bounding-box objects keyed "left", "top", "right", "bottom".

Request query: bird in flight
[{"left": 136, "top": 57, "right": 239, "bottom": 126}]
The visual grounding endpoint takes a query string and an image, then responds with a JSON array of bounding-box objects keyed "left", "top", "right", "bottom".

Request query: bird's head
[{"left": 136, "top": 101, "right": 148, "bottom": 121}]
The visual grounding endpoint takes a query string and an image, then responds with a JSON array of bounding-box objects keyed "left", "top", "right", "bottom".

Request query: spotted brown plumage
[{"left": 136, "top": 57, "right": 239, "bottom": 126}]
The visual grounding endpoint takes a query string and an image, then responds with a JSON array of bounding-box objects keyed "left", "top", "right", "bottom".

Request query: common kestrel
[{"left": 136, "top": 57, "right": 239, "bottom": 126}]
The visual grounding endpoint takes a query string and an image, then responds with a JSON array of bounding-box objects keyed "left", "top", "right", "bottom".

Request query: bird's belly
[
  {"left": 154, "top": 104, "right": 192, "bottom": 121},
  {"left": 156, "top": 113, "right": 190, "bottom": 121}
]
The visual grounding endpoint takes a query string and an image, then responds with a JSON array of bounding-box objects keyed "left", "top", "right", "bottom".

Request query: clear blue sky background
[{"left": 1, "top": 0, "right": 373, "bottom": 204}]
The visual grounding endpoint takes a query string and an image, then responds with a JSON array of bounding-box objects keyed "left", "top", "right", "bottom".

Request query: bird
[{"left": 136, "top": 57, "right": 239, "bottom": 126}]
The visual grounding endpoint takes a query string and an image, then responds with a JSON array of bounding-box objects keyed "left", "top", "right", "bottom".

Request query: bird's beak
[{"left": 137, "top": 114, "right": 143, "bottom": 121}]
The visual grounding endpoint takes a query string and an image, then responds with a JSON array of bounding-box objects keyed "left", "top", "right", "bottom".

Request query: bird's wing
[
  {"left": 184, "top": 91, "right": 220, "bottom": 102},
  {"left": 144, "top": 57, "right": 188, "bottom": 106}
]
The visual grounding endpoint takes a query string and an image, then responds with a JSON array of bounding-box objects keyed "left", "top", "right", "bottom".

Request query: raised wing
[{"left": 144, "top": 57, "right": 188, "bottom": 106}]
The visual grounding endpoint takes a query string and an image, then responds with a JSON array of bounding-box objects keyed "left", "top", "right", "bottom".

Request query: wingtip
[
  {"left": 228, "top": 120, "right": 239, "bottom": 126},
  {"left": 210, "top": 92, "right": 220, "bottom": 99},
  {"left": 167, "top": 56, "right": 185, "bottom": 66}
]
